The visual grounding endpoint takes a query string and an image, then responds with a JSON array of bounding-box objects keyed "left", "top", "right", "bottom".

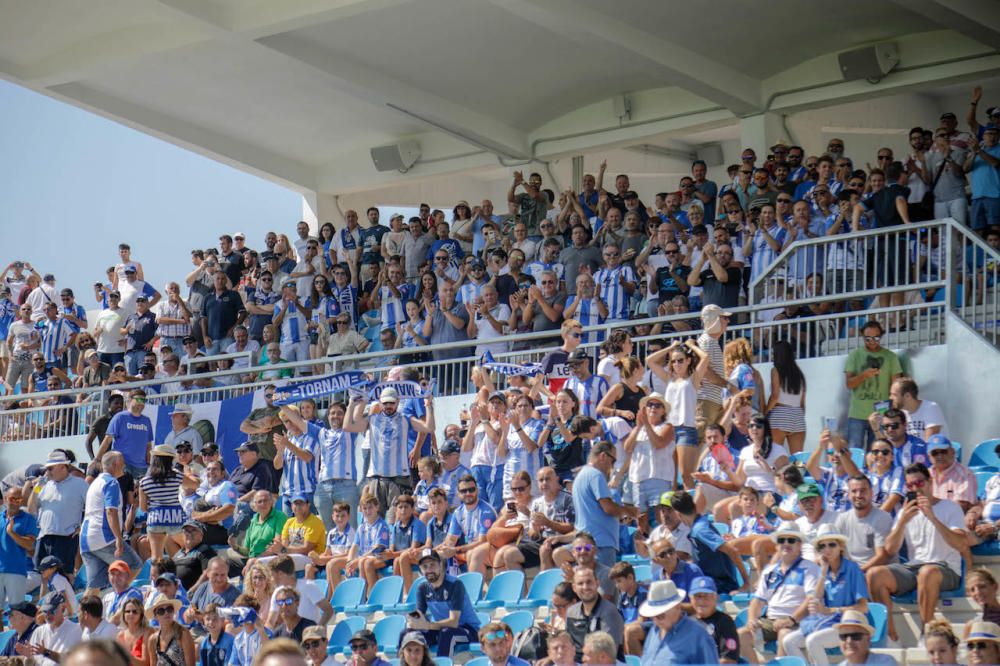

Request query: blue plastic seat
[
  {"left": 475, "top": 571, "right": 524, "bottom": 611},
  {"left": 346, "top": 575, "right": 403, "bottom": 614},
  {"left": 625, "top": 656, "right": 640, "bottom": 666},
  {"left": 952, "top": 440, "right": 964, "bottom": 462},
  {"left": 499, "top": 610, "right": 534, "bottom": 635},
  {"left": 868, "top": 602, "right": 888, "bottom": 646},
  {"left": 849, "top": 447, "right": 865, "bottom": 470},
  {"left": 312, "top": 578, "right": 328, "bottom": 598},
  {"left": 0, "top": 631, "right": 15, "bottom": 656},
  {"left": 374, "top": 615, "right": 408, "bottom": 657},
  {"left": 977, "top": 471, "right": 995, "bottom": 499},
  {"left": 767, "top": 657, "right": 807, "bottom": 666},
  {"left": 327, "top": 617, "right": 365, "bottom": 655},
  {"left": 464, "top": 659, "right": 489, "bottom": 666},
  {"left": 458, "top": 571, "right": 484, "bottom": 604},
  {"left": 434, "top": 659, "right": 453, "bottom": 666},
  {"left": 514, "top": 569, "right": 564, "bottom": 609},
  {"left": 892, "top": 560, "right": 966, "bottom": 603},
  {"left": 969, "top": 439, "right": 1000, "bottom": 470},
  {"left": 384, "top": 576, "right": 425, "bottom": 614},
  {"left": 329, "top": 578, "right": 366, "bottom": 613},
  {"left": 633, "top": 564, "right": 652, "bottom": 582}
]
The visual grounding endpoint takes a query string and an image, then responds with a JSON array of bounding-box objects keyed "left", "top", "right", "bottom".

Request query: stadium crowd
[{"left": 0, "top": 87, "right": 995, "bottom": 666}]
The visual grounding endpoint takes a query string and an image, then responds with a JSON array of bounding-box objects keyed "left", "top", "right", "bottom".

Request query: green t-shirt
[
  {"left": 844, "top": 347, "right": 903, "bottom": 420},
  {"left": 244, "top": 508, "right": 289, "bottom": 557}
]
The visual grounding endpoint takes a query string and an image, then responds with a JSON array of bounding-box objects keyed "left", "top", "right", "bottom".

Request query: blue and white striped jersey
[
  {"left": 503, "top": 418, "right": 545, "bottom": 491},
  {"left": 564, "top": 296, "right": 605, "bottom": 345},
  {"left": 565, "top": 374, "right": 609, "bottom": 419},
  {"left": 353, "top": 517, "right": 389, "bottom": 555},
  {"left": 325, "top": 524, "right": 355, "bottom": 554},
  {"left": 279, "top": 432, "right": 319, "bottom": 496},
  {"left": 594, "top": 265, "right": 636, "bottom": 321},
  {"left": 368, "top": 411, "right": 411, "bottom": 478},
  {"left": 331, "top": 285, "right": 358, "bottom": 327},
  {"left": 273, "top": 302, "right": 309, "bottom": 344},
  {"left": 379, "top": 283, "right": 414, "bottom": 329},
  {"left": 40, "top": 318, "right": 74, "bottom": 363},
  {"left": 307, "top": 422, "right": 356, "bottom": 481},
  {"left": 59, "top": 304, "right": 87, "bottom": 333},
  {"left": 457, "top": 280, "right": 488, "bottom": 304}
]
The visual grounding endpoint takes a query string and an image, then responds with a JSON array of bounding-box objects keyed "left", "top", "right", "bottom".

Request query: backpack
[{"left": 512, "top": 625, "right": 548, "bottom": 662}]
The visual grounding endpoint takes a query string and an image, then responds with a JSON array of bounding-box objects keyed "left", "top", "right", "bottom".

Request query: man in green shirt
[
  {"left": 223, "top": 490, "right": 286, "bottom": 575},
  {"left": 844, "top": 320, "right": 903, "bottom": 450}
]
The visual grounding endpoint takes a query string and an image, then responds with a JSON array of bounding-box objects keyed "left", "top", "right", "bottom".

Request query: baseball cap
[
  {"left": 400, "top": 632, "right": 428, "bottom": 649},
  {"left": 43, "top": 274, "right": 56, "bottom": 283},
  {"left": 124, "top": 264, "right": 137, "bottom": 273},
  {"left": 202, "top": 442, "right": 220, "bottom": 455},
  {"left": 690, "top": 223, "right": 709, "bottom": 236},
  {"left": 39, "top": 555, "right": 63, "bottom": 571},
  {"left": 350, "top": 629, "right": 377, "bottom": 646},
  {"left": 440, "top": 439, "right": 461, "bottom": 456},
  {"left": 796, "top": 483, "right": 822, "bottom": 501},
  {"left": 235, "top": 442, "right": 260, "bottom": 453},
  {"left": 39, "top": 592, "right": 65, "bottom": 613},
  {"left": 940, "top": 111, "right": 957, "bottom": 120},
  {"left": 701, "top": 304, "right": 733, "bottom": 335},
  {"left": 301, "top": 625, "right": 326, "bottom": 643},
  {"left": 233, "top": 231, "right": 246, "bottom": 240},
  {"left": 926, "top": 434, "right": 953, "bottom": 453},
  {"left": 488, "top": 390, "right": 507, "bottom": 404},
  {"left": 380, "top": 387, "right": 399, "bottom": 404},
  {"left": 689, "top": 576, "right": 718, "bottom": 596},
  {"left": 182, "top": 335, "right": 197, "bottom": 344},
  {"left": 623, "top": 190, "right": 639, "bottom": 199},
  {"left": 469, "top": 257, "right": 486, "bottom": 270},
  {"left": 108, "top": 560, "right": 131, "bottom": 575},
  {"left": 566, "top": 349, "right": 590, "bottom": 365},
  {"left": 182, "top": 520, "right": 207, "bottom": 533},
  {"left": 418, "top": 548, "right": 442, "bottom": 565},
  {"left": 155, "top": 572, "right": 179, "bottom": 586},
  {"left": 9, "top": 601, "right": 37, "bottom": 617},
  {"left": 172, "top": 403, "right": 193, "bottom": 416},
  {"left": 290, "top": 493, "right": 310, "bottom": 504},
  {"left": 658, "top": 491, "right": 675, "bottom": 508}
]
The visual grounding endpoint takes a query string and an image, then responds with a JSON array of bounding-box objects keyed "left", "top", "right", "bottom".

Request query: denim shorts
[{"left": 675, "top": 426, "right": 699, "bottom": 447}]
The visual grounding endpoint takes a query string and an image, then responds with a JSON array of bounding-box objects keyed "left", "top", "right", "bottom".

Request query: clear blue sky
[{"left": 0, "top": 80, "right": 302, "bottom": 304}]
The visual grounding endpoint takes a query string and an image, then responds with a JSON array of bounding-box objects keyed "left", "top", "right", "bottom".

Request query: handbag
[{"left": 487, "top": 517, "right": 524, "bottom": 549}]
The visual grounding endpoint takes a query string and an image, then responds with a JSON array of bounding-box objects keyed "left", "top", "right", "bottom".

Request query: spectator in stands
[
  {"left": 6, "top": 302, "right": 40, "bottom": 391},
  {"left": 79, "top": 594, "right": 117, "bottom": 640},
  {"left": 240, "top": 385, "right": 284, "bottom": 464},
  {"left": 924, "top": 128, "right": 969, "bottom": 226},
  {"left": 300, "top": 625, "right": 332, "bottom": 666},
  {"left": 844, "top": 320, "right": 904, "bottom": 450},
  {"left": 687, "top": 241, "right": 741, "bottom": 310},
  {"left": 145, "top": 593, "right": 196, "bottom": 666},
  {"left": 22, "top": 591, "right": 81, "bottom": 666},
  {"left": 869, "top": 409, "right": 928, "bottom": 472},
  {"left": 83, "top": 391, "right": 121, "bottom": 458},
  {"left": 695, "top": 304, "right": 729, "bottom": 438},
  {"left": 835, "top": 475, "right": 894, "bottom": 569},
  {"left": 27, "top": 450, "right": 87, "bottom": 571},
  {"left": 638, "top": 579, "right": 717, "bottom": 666},
  {"left": 834, "top": 611, "right": 897, "bottom": 666},
  {"left": 867, "top": 462, "right": 968, "bottom": 642},
  {"left": 407, "top": 549, "right": 480, "bottom": 657},
  {"left": 81, "top": 451, "right": 141, "bottom": 587},
  {"left": 200, "top": 270, "right": 246, "bottom": 356},
  {"left": 100, "top": 559, "right": 142, "bottom": 623},
  {"left": 185, "top": 557, "right": 239, "bottom": 631},
  {"left": 738, "top": 522, "right": 818, "bottom": 665},
  {"left": 888, "top": 376, "right": 949, "bottom": 440},
  {"left": 192, "top": 461, "right": 238, "bottom": 546},
  {"left": 97, "top": 388, "right": 153, "bottom": 477},
  {"left": 174, "top": 520, "right": 214, "bottom": 590},
  {"left": 964, "top": 125, "right": 1000, "bottom": 231},
  {"left": 271, "top": 585, "right": 314, "bottom": 643},
  {"left": 670, "top": 490, "right": 747, "bottom": 595},
  {"left": 0, "top": 483, "right": 36, "bottom": 616},
  {"left": 163, "top": 403, "right": 204, "bottom": 454},
  {"left": 925, "top": 435, "right": 977, "bottom": 512},
  {"left": 434, "top": 474, "right": 494, "bottom": 576},
  {"left": 3, "top": 600, "right": 38, "bottom": 656},
  {"left": 421, "top": 283, "right": 469, "bottom": 392},
  {"left": 571, "top": 441, "right": 637, "bottom": 566},
  {"left": 564, "top": 566, "right": 623, "bottom": 662},
  {"left": 862, "top": 438, "right": 904, "bottom": 514},
  {"left": 198, "top": 603, "right": 234, "bottom": 666}
]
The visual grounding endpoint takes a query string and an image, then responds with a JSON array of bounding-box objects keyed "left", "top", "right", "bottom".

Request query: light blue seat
[
  {"left": 384, "top": 576, "right": 425, "bottom": 614},
  {"left": 767, "top": 657, "right": 807, "bottom": 666},
  {"left": 464, "top": 659, "right": 490, "bottom": 666},
  {"left": 625, "top": 656, "right": 640, "bottom": 666},
  {"left": 329, "top": 578, "right": 366, "bottom": 613},
  {"left": 475, "top": 571, "right": 524, "bottom": 611},
  {"left": 970, "top": 439, "right": 1000, "bottom": 471},
  {"left": 499, "top": 610, "right": 534, "bottom": 635},
  {"left": 633, "top": 564, "right": 652, "bottom": 582},
  {"left": 327, "top": 617, "right": 365, "bottom": 655},
  {"left": 0, "top": 631, "right": 15, "bottom": 656},
  {"left": 514, "top": 569, "right": 564, "bottom": 609},
  {"left": 977, "top": 471, "right": 995, "bottom": 499},
  {"left": 869, "top": 602, "right": 888, "bottom": 646},
  {"left": 849, "top": 447, "right": 865, "bottom": 470},
  {"left": 312, "top": 578, "right": 328, "bottom": 598},
  {"left": 374, "top": 615, "right": 408, "bottom": 657},
  {"left": 346, "top": 575, "right": 403, "bottom": 614},
  {"left": 458, "top": 571, "right": 484, "bottom": 604},
  {"left": 433, "top": 659, "right": 453, "bottom": 666}
]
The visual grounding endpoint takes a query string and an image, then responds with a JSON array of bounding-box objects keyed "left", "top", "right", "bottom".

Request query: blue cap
[
  {"left": 689, "top": 576, "right": 717, "bottom": 596},
  {"left": 926, "top": 434, "right": 953, "bottom": 453},
  {"left": 290, "top": 493, "right": 310, "bottom": 504},
  {"left": 440, "top": 439, "right": 461, "bottom": 456}
]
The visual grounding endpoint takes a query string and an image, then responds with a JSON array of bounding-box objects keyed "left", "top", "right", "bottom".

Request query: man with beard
[{"left": 405, "top": 549, "right": 480, "bottom": 657}]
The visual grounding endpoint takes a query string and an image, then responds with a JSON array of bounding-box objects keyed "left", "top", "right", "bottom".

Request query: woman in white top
[
  {"left": 461, "top": 393, "right": 508, "bottom": 510},
  {"left": 705, "top": 415, "right": 790, "bottom": 524},
  {"left": 597, "top": 329, "right": 632, "bottom": 386},
  {"left": 622, "top": 392, "right": 675, "bottom": 532},
  {"left": 646, "top": 339, "right": 709, "bottom": 491},
  {"left": 766, "top": 340, "right": 807, "bottom": 455}
]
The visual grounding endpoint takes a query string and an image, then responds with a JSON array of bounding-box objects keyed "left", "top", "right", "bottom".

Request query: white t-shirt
[
  {"left": 739, "top": 444, "right": 789, "bottom": 493},
  {"left": 82, "top": 620, "right": 119, "bottom": 640},
  {"left": 597, "top": 356, "right": 620, "bottom": 386},
  {"left": 225, "top": 340, "right": 261, "bottom": 370},
  {"left": 473, "top": 304, "right": 510, "bottom": 357},
  {"left": 269, "top": 579, "right": 326, "bottom": 624},
  {"left": 905, "top": 400, "right": 949, "bottom": 439},
  {"left": 628, "top": 425, "right": 676, "bottom": 486},
  {"left": 94, "top": 309, "right": 126, "bottom": 354},
  {"left": 470, "top": 422, "right": 506, "bottom": 468},
  {"left": 32, "top": 619, "right": 83, "bottom": 666},
  {"left": 7, "top": 320, "right": 40, "bottom": 360},
  {"left": 755, "top": 558, "right": 820, "bottom": 618},
  {"left": 664, "top": 377, "right": 697, "bottom": 428},
  {"left": 902, "top": 498, "right": 965, "bottom": 574}
]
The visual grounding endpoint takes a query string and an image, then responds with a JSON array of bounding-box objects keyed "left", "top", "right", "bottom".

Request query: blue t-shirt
[
  {"left": 689, "top": 515, "right": 739, "bottom": 593},
  {"left": 416, "top": 575, "right": 480, "bottom": 630},
  {"left": 106, "top": 411, "right": 153, "bottom": 468},
  {"left": 448, "top": 499, "right": 496, "bottom": 543},
  {"left": 401, "top": 397, "right": 430, "bottom": 457},
  {"left": 200, "top": 631, "right": 235, "bottom": 666},
  {"left": 970, "top": 145, "right": 1000, "bottom": 199},
  {"left": 641, "top": 613, "right": 719, "bottom": 666},
  {"left": 618, "top": 583, "right": 648, "bottom": 623},
  {"left": 0, "top": 509, "right": 38, "bottom": 575},
  {"left": 819, "top": 467, "right": 852, "bottom": 513},
  {"left": 573, "top": 464, "right": 618, "bottom": 550},
  {"left": 389, "top": 517, "right": 427, "bottom": 551},
  {"left": 354, "top": 518, "right": 390, "bottom": 555}
]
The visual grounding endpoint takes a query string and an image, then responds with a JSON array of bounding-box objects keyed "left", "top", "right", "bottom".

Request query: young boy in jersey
[
  {"left": 422, "top": 488, "right": 458, "bottom": 576},
  {"left": 226, "top": 596, "right": 270, "bottom": 666},
  {"left": 307, "top": 502, "right": 354, "bottom": 592},
  {"left": 198, "top": 603, "right": 235, "bottom": 666},
  {"left": 725, "top": 487, "right": 777, "bottom": 576},
  {"left": 609, "top": 561, "right": 648, "bottom": 624},
  {"left": 413, "top": 456, "right": 442, "bottom": 520},
  {"left": 343, "top": 492, "right": 389, "bottom": 595},
  {"left": 387, "top": 495, "right": 428, "bottom": 594}
]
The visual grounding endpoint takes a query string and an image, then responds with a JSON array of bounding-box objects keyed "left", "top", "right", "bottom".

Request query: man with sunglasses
[
  {"left": 834, "top": 610, "right": 896, "bottom": 666},
  {"left": 844, "top": 320, "right": 903, "bottom": 450},
  {"left": 924, "top": 435, "right": 977, "bottom": 513},
  {"left": 434, "top": 475, "right": 494, "bottom": 576},
  {"left": 738, "top": 522, "right": 818, "bottom": 665},
  {"left": 866, "top": 462, "right": 967, "bottom": 642},
  {"left": 301, "top": 625, "right": 336, "bottom": 666},
  {"left": 97, "top": 389, "right": 153, "bottom": 478},
  {"left": 869, "top": 408, "right": 926, "bottom": 470}
]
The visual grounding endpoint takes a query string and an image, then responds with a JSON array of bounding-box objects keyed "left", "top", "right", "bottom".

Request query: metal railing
[{"left": 1, "top": 218, "right": 996, "bottom": 442}]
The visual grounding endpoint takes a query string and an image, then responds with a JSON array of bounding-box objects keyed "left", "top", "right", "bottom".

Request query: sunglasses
[
  {"left": 655, "top": 549, "right": 676, "bottom": 558},
  {"left": 864, "top": 335, "right": 882, "bottom": 342},
  {"left": 574, "top": 544, "right": 594, "bottom": 553},
  {"left": 303, "top": 641, "right": 323, "bottom": 649},
  {"left": 603, "top": 451, "right": 617, "bottom": 464},
  {"left": 969, "top": 642, "right": 994, "bottom": 651},
  {"left": 748, "top": 423, "right": 765, "bottom": 430},
  {"left": 458, "top": 487, "right": 476, "bottom": 495},
  {"left": 275, "top": 598, "right": 295, "bottom": 607},
  {"left": 777, "top": 198, "right": 792, "bottom": 203},
  {"left": 871, "top": 449, "right": 892, "bottom": 456},
  {"left": 817, "top": 542, "right": 840, "bottom": 551},
  {"left": 930, "top": 449, "right": 951, "bottom": 457},
  {"left": 510, "top": 485, "right": 528, "bottom": 493},
  {"left": 839, "top": 632, "right": 866, "bottom": 642},
  {"left": 882, "top": 423, "right": 901, "bottom": 430},
  {"left": 776, "top": 537, "right": 800, "bottom": 545},
  {"left": 906, "top": 479, "right": 927, "bottom": 489},
  {"left": 154, "top": 606, "right": 173, "bottom": 617},
  {"left": 664, "top": 250, "right": 679, "bottom": 255},
  {"left": 482, "top": 632, "right": 507, "bottom": 642},
  {"left": 350, "top": 643, "right": 372, "bottom": 651}
]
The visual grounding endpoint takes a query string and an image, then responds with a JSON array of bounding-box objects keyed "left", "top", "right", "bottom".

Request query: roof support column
[{"left": 739, "top": 112, "right": 787, "bottom": 163}]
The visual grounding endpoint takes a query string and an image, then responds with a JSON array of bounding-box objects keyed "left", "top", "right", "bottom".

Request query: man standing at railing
[
  {"left": 97, "top": 389, "right": 154, "bottom": 478},
  {"left": 965, "top": 125, "right": 1000, "bottom": 232},
  {"left": 844, "top": 320, "right": 904, "bottom": 451},
  {"left": 540, "top": 319, "right": 583, "bottom": 395},
  {"left": 422, "top": 283, "right": 470, "bottom": 394}
]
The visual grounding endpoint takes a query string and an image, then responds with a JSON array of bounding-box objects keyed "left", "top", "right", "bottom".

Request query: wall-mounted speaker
[
  {"left": 370, "top": 140, "right": 421, "bottom": 172},
  {"left": 838, "top": 43, "right": 899, "bottom": 83},
  {"left": 695, "top": 144, "right": 724, "bottom": 166}
]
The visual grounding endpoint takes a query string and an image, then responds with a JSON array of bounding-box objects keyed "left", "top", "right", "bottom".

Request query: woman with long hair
[
  {"left": 538, "top": 389, "right": 584, "bottom": 485},
  {"left": 415, "top": 271, "right": 438, "bottom": 306},
  {"left": 243, "top": 562, "right": 274, "bottom": 622},
  {"left": 305, "top": 274, "right": 336, "bottom": 369},
  {"left": 597, "top": 330, "right": 632, "bottom": 386},
  {"left": 596, "top": 357, "right": 648, "bottom": 426},
  {"left": 646, "top": 339, "right": 709, "bottom": 490},
  {"left": 318, "top": 222, "right": 336, "bottom": 271},
  {"left": 924, "top": 619, "right": 960, "bottom": 666},
  {"left": 491, "top": 470, "right": 536, "bottom": 574},
  {"left": 704, "top": 415, "right": 790, "bottom": 524},
  {"left": 723, "top": 337, "right": 765, "bottom": 415},
  {"left": 766, "top": 340, "right": 807, "bottom": 455},
  {"left": 117, "top": 596, "right": 153, "bottom": 666},
  {"left": 864, "top": 438, "right": 904, "bottom": 515},
  {"left": 622, "top": 392, "right": 675, "bottom": 531},
  {"left": 144, "top": 594, "right": 195, "bottom": 666},
  {"left": 138, "top": 445, "right": 186, "bottom": 561},
  {"left": 783, "top": 525, "right": 868, "bottom": 664},
  {"left": 451, "top": 201, "right": 474, "bottom": 256}
]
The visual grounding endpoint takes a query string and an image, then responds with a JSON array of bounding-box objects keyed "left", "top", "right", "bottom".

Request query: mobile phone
[
  {"left": 408, "top": 610, "right": 422, "bottom": 619},
  {"left": 905, "top": 491, "right": 918, "bottom": 503},
  {"left": 506, "top": 502, "right": 516, "bottom": 513},
  {"left": 874, "top": 400, "right": 891, "bottom": 414},
  {"left": 820, "top": 416, "right": 837, "bottom": 432}
]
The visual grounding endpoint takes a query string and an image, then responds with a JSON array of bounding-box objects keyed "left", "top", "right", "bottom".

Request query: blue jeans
[
  {"left": 596, "top": 546, "right": 618, "bottom": 568},
  {"left": 125, "top": 463, "right": 148, "bottom": 479},
  {"left": 846, "top": 417, "right": 875, "bottom": 451},
  {"left": 159, "top": 336, "right": 187, "bottom": 358},
  {"left": 125, "top": 349, "right": 147, "bottom": 375},
  {"left": 205, "top": 337, "right": 234, "bottom": 356},
  {"left": 472, "top": 464, "right": 503, "bottom": 511},
  {"left": 81, "top": 541, "right": 142, "bottom": 590},
  {"left": 280, "top": 494, "right": 317, "bottom": 517},
  {"left": 971, "top": 197, "right": 1000, "bottom": 231},
  {"left": 99, "top": 352, "right": 124, "bottom": 366},
  {"left": 314, "top": 478, "right": 361, "bottom": 530}
]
